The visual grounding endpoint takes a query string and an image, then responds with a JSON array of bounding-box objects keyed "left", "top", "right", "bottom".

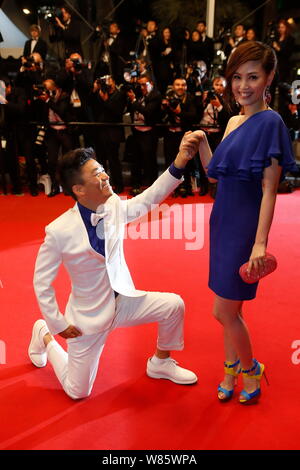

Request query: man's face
[
  {"left": 197, "top": 23, "right": 206, "bottom": 34},
  {"left": 235, "top": 25, "right": 245, "bottom": 38},
  {"left": 213, "top": 78, "right": 225, "bottom": 95},
  {"left": 109, "top": 23, "right": 119, "bottom": 35},
  {"left": 147, "top": 21, "right": 157, "bottom": 33},
  {"left": 138, "top": 77, "right": 152, "bottom": 96},
  {"left": 75, "top": 159, "right": 113, "bottom": 206},
  {"left": 31, "top": 30, "right": 39, "bottom": 40},
  {"left": 107, "top": 77, "right": 116, "bottom": 92},
  {"left": 173, "top": 79, "right": 187, "bottom": 97},
  {"left": 61, "top": 8, "right": 71, "bottom": 22}
]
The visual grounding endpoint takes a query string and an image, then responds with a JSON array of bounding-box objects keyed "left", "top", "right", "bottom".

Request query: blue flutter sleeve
[
  {"left": 249, "top": 112, "right": 298, "bottom": 181},
  {"left": 207, "top": 110, "right": 298, "bottom": 182}
]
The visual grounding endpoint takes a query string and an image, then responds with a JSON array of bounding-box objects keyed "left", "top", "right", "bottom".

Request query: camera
[
  {"left": 32, "top": 84, "right": 53, "bottom": 99},
  {"left": 123, "top": 51, "right": 141, "bottom": 82},
  {"left": 122, "top": 82, "right": 143, "bottom": 100},
  {"left": 205, "top": 88, "right": 217, "bottom": 106},
  {"left": 163, "top": 89, "right": 181, "bottom": 110},
  {"left": 96, "top": 76, "right": 111, "bottom": 94},
  {"left": 189, "top": 61, "right": 207, "bottom": 81},
  {"left": 265, "top": 21, "right": 278, "bottom": 46},
  {"left": 37, "top": 6, "right": 62, "bottom": 24},
  {"left": 70, "top": 58, "right": 83, "bottom": 72},
  {"left": 23, "top": 56, "right": 36, "bottom": 70}
]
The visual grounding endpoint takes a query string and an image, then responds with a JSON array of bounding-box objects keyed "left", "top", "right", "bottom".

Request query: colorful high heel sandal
[
  {"left": 239, "top": 358, "right": 269, "bottom": 405},
  {"left": 218, "top": 359, "right": 240, "bottom": 402}
]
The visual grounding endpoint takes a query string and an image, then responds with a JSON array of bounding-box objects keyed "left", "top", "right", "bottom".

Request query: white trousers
[{"left": 46, "top": 291, "right": 185, "bottom": 399}]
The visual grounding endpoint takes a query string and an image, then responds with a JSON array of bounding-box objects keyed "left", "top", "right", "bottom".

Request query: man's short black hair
[
  {"left": 61, "top": 4, "right": 72, "bottom": 15},
  {"left": 57, "top": 147, "right": 96, "bottom": 200}
]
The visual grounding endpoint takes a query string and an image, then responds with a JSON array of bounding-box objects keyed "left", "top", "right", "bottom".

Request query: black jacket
[
  {"left": 163, "top": 92, "right": 197, "bottom": 131},
  {"left": 0, "top": 87, "right": 27, "bottom": 130},
  {"left": 128, "top": 88, "right": 162, "bottom": 127},
  {"left": 55, "top": 18, "right": 82, "bottom": 56},
  {"left": 108, "top": 33, "right": 129, "bottom": 84},
  {"left": 56, "top": 68, "right": 93, "bottom": 121},
  {"left": 200, "top": 36, "right": 214, "bottom": 69},
  {"left": 23, "top": 38, "right": 48, "bottom": 60},
  {"left": 91, "top": 88, "right": 126, "bottom": 142},
  {"left": 31, "top": 91, "right": 75, "bottom": 129}
]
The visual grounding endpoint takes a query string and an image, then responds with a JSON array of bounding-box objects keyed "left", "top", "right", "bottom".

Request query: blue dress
[{"left": 207, "top": 109, "right": 298, "bottom": 301}]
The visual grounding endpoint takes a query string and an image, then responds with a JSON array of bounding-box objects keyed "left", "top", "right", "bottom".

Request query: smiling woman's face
[{"left": 231, "top": 60, "right": 270, "bottom": 109}]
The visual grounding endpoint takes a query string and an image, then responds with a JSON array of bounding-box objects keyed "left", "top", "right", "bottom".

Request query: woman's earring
[{"left": 265, "top": 85, "right": 271, "bottom": 105}]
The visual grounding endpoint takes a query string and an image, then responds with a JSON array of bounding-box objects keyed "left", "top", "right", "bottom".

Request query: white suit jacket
[{"left": 33, "top": 169, "right": 182, "bottom": 335}]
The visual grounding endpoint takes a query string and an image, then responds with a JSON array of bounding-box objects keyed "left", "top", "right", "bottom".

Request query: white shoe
[
  {"left": 28, "top": 319, "right": 49, "bottom": 367},
  {"left": 146, "top": 357, "right": 198, "bottom": 385}
]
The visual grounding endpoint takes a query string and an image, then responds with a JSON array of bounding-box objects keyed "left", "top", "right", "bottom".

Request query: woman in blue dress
[{"left": 192, "top": 41, "right": 297, "bottom": 404}]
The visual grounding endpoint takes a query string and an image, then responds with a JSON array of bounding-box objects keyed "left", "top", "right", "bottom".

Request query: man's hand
[
  {"left": 175, "top": 130, "right": 206, "bottom": 168},
  {"left": 55, "top": 17, "right": 65, "bottom": 29},
  {"left": 99, "top": 90, "right": 109, "bottom": 101},
  {"left": 211, "top": 97, "right": 222, "bottom": 108},
  {"left": 127, "top": 90, "right": 136, "bottom": 102},
  {"left": 59, "top": 325, "right": 82, "bottom": 339},
  {"left": 93, "top": 80, "right": 100, "bottom": 93},
  {"left": 173, "top": 104, "right": 181, "bottom": 114}
]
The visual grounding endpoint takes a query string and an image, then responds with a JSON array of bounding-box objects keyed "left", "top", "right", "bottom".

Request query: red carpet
[{"left": 0, "top": 188, "right": 300, "bottom": 450}]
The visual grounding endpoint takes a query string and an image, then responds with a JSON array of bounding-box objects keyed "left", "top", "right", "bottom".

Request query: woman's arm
[
  {"left": 247, "top": 158, "right": 282, "bottom": 273},
  {"left": 198, "top": 132, "right": 215, "bottom": 182},
  {"left": 198, "top": 116, "right": 240, "bottom": 184}
]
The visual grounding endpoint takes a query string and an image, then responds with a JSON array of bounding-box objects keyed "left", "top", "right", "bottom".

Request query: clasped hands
[{"left": 175, "top": 130, "right": 206, "bottom": 168}]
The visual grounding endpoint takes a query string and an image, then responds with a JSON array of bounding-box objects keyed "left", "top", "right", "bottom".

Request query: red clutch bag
[{"left": 239, "top": 253, "right": 277, "bottom": 284}]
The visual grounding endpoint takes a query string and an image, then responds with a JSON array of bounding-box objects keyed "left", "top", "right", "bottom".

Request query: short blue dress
[{"left": 207, "top": 109, "right": 298, "bottom": 301}]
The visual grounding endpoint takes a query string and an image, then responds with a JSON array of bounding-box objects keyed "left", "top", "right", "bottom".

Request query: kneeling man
[{"left": 29, "top": 131, "right": 202, "bottom": 399}]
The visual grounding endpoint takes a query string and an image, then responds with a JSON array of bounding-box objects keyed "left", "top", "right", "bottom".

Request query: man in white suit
[{"left": 28, "top": 131, "right": 202, "bottom": 399}]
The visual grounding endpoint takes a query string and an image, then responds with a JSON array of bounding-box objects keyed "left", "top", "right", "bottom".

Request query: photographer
[
  {"left": 57, "top": 53, "right": 93, "bottom": 147},
  {"left": 91, "top": 75, "right": 127, "bottom": 193},
  {"left": 199, "top": 76, "right": 229, "bottom": 150},
  {"left": 196, "top": 21, "right": 214, "bottom": 72},
  {"left": 127, "top": 73, "right": 162, "bottom": 194},
  {"left": 224, "top": 24, "right": 247, "bottom": 59},
  {"left": 185, "top": 60, "right": 211, "bottom": 114},
  {"left": 162, "top": 77, "right": 197, "bottom": 197},
  {"left": 36, "top": 79, "right": 73, "bottom": 197},
  {"left": 272, "top": 19, "right": 295, "bottom": 84},
  {"left": 198, "top": 76, "right": 230, "bottom": 195},
  {"left": 54, "top": 5, "right": 82, "bottom": 57},
  {"left": 186, "top": 60, "right": 211, "bottom": 95},
  {"left": 0, "top": 76, "right": 46, "bottom": 195},
  {"left": 0, "top": 78, "right": 24, "bottom": 194},
  {"left": 16, "top": 52, "right": 44, "bottom": 101},
  {"left": 107, "top": 22, "right": 128, "bottom": 85}
]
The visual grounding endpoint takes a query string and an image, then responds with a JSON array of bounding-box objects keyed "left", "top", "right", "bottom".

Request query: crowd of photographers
[{"left": 0, "top": 7, "right": 299, "bottom": 197}]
